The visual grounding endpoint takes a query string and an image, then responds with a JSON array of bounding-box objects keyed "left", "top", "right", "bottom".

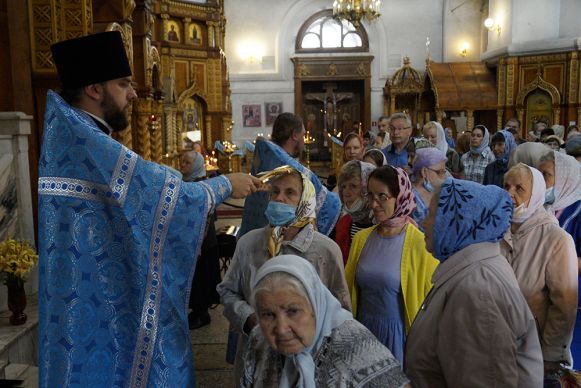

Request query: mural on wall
[
  {"left": 0, "top": 155, "right": 18, "bottom": 241},
  {"left": 187, "top": 23, "right": 203, "bottom": 46},
  {"left": 166, "top": 20, "right": 181, "bottom": 42},
  {"left": 242, "top": 104, "right": 261, "bottom": 127},
  {"left": 265, "top": 102, "right": 282, "bottom": 126}
]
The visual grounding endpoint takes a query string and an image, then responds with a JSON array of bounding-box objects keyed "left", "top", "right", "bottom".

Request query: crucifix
[{"left": 305, "top": 83, "right": 353, "bottom": 147}]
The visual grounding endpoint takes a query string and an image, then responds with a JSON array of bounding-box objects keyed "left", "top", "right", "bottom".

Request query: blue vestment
[
  {"left": 238, "top": 139, "right": 341, "bottom": 237},
  {"left": 38, "top": 91, "right": 231, "bottom": 387}
]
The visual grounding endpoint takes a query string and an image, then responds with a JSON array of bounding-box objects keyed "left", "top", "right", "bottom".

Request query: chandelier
[{"left": 332, "top": 0, "right": 381, "bottom": 26}]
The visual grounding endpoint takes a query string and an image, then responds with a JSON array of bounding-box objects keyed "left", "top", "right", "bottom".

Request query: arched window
[{"left": 296, "top": 10, "right": 369, "bottom": 53}]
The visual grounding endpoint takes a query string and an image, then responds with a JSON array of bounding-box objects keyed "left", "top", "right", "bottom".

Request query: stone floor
[{"left": 192, "top": 305, "right": 235, "bottom": 387}]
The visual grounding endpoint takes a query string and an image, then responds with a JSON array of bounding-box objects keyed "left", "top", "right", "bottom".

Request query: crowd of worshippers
[{"left": 180, "top": 112, "right": 581, "bottom": 387}]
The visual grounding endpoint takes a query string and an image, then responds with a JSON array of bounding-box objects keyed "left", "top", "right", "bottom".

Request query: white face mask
[
  {"left": 345, "top": 197, "right": 365, "bottom": 214},
  {"left": 513, "top": 203, "right": 527, "bottom": 218}
]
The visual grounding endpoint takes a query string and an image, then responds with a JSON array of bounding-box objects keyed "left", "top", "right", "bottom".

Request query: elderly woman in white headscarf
[
  {"left": 218, "top": 166, "right": 351, "bottom": 382},
  {"left": 501, "top": 163, "right": 578, "bottom": 377},
  {"left": 422, "top": 121, "right": 463, "bottom": 178},
  {"left": 241, "top": 255, "right": 411, "bottom": 388}
]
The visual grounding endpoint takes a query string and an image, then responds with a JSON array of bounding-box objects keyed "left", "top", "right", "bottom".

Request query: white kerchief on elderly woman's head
[
  {"left": 552, "top": 151, "right": 581, "bottom": 211},
  {"left": 511, "top": 165, "right": 546, "bottom": 224},
  {"left": 433, "top": 121, "right": 449, "bottom": 154},
  {"left": 251, "top": 255, "right": 352, "bottom": 388}
]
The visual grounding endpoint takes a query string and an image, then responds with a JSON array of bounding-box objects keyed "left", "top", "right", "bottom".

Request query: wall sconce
[
  {"left": 484, "top": 18, "right": 501, "bottom": 36},
  {"left": 459, "top": 43, "right": 469, "bottom": 57}
]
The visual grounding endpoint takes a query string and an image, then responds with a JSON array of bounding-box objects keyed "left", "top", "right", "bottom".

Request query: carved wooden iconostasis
[
  {"left": 496, "top": 52, "right": 580, "bottom": 137},
  {"left": 12, "top": 0, "right": 231, "bottom": 234},
  {"left": 24, "top": 0, "right": 231, "bottom": 169}
]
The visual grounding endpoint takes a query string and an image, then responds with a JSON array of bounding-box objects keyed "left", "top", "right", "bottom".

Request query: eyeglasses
[
  {"left": 426, "top": 167, "right": 447, "bottom": 177},
  {"left": 365, "top": 192, "right": 394, "bottom": 204},
  {"left": 389, "top": 126, "right": 411, "bottom": 132}
]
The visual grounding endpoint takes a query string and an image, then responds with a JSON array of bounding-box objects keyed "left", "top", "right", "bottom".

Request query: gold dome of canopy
[{"left": 386, "top": 57, "right": 423, "bottom": 94}]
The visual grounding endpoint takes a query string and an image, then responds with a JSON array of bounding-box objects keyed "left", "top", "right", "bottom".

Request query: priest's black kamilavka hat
[{"left": 51, "top": 31, "right": 132, "bottom": 89}]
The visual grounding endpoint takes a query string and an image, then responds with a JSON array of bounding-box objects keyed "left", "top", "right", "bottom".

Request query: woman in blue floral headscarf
[{"left": 405, "top": 178, "right": 543, "bottom": 387}]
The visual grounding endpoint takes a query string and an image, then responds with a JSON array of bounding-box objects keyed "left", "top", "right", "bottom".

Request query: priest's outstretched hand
[{"left": 226, "top": 173, "right": 262, "bottom": 198}]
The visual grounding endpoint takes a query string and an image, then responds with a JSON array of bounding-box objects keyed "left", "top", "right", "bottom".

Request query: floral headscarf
[
  {"left": 431, "top": 178, "right": 513, "bottom": 261},
  {"left": 338, "top": 160, "right": 376, "bottom": 223},
  {"left": 260, "top": 166, "right": 317, "bottom": 257},
  {"left": 251, "top": 255, "right": 352, "bottom": 388},
  {"left": 375, "top": 166, "right": 416, "bottom": 228}
]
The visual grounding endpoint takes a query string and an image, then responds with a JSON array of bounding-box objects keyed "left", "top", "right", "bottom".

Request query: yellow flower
[{"left": 0, "top": 237, "right": 38, "bottom": 282}]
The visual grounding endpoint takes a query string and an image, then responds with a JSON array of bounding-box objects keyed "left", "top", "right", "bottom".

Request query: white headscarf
[
  {"left": 512, "top": 165, "right": 546, "bottom": 224},
  {"left": 432, "top": 121, "right": 449, "bottom": 154},
  {"left": 508, "top": 142, "right": 551, "bottom": 168},
  {"left": 251, "top": 255, "right": 352, "bottom": 388},
  {"left": 551, "top": 151, "right": 581, "bottom": 211}
]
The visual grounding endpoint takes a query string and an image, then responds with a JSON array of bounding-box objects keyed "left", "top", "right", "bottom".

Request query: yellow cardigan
[{"left": 345, "top": 223, "right": 438, "bottom": 334}]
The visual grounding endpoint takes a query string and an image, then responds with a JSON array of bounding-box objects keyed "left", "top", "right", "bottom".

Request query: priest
[{"left": 38, "top": 31, "right": 260, "bottom": 387}]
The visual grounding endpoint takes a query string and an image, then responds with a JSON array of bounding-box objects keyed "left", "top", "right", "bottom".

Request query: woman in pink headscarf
[{"left": 345, "top": 166, "right": 438, "bottom": 365}]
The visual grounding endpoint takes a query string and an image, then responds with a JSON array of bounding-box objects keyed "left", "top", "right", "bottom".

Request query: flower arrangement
[{"left": 0, "top": 237, "right": 38, "bottom": 287}]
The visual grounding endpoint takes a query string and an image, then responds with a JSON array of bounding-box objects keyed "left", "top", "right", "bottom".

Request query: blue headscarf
[
  {"left": 497, "top": 129, "right": 517, "bottom": 163},
  {"left": 470, "top": 125, "right": 490, "bottom": 155},
  {"left": 431, "top": 178, "right": 513, "bottom": 261}
]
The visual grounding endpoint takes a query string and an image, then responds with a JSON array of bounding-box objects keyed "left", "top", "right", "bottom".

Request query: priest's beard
[{"left": 101, "top": 90, "right": 130, "bottom": 132}]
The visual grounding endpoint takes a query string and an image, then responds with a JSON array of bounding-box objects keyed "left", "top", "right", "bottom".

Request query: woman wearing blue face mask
[
  {"left": 410, "top": 147, "right": 448, "bottom": 230},
  {"left": 218, "top": 166, "right": 351, "bottom": 382}
]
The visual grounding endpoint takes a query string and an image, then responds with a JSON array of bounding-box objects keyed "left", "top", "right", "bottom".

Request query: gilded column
[
  {"left": 466, "top": 110, "right": 474, "bottom": 130},
  {"left": 163, "top": 105, "right": 174, "bottom": 156},
  {"left": 578, "top": 107, "right": 581, "bottom": 127},
  {"left": 436, "top": 110, "right": 443, "bottom": 123},
  {"left": 205, "top": 116, "right": 212, "bottom": 148},
  {"left": 517, "top": 109, "right": 525, "bottom": 132},
  {"left": 176, "top": 112, "right": 184, "bottom": 153},
  {"left": 389, "top": 95, "right": 395, "bottom": 116},
  {"left": 150, "top": 101, "right": 163, "bottom": 163},
  {"left": 553, "top": 108, "right": 560, "bottom": 125},
  {"left": 133, "top": 98, "right": 152, "bottom": 160},
  {"left": 496, "top": 109, "right": 504, "bottom": 131}
]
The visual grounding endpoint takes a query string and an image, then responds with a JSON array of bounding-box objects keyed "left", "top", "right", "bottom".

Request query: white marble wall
[{"left": 0, "top": 113, "right": 37, "bottom": 311}]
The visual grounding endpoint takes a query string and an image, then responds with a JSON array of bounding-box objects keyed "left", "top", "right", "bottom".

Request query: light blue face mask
[
  {"left": 544, "top": 187, "right": 555, "bottom": 205},
  {"left": 423, "top": 179, "right": 435, "bottom": 193},
  {"left": 265, "top": 201, "right": 297, "bottom": 226}
]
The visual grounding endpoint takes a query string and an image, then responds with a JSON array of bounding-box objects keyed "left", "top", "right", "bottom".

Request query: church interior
[{"left": 0, "top": 0, "right": 581, "bottom": 386}]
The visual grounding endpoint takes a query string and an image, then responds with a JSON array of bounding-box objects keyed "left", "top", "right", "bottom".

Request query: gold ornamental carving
[
  {"left": 106, "top": 23, "right": 134, "bottom": 71},
  {"left": 496, "top": 109, "right": 504, "bottom": 131},
  {"left": 497, "top": 59, "right": 506, "bottom": 106},
  {"left": 28, "top": 0, "right": 93, "bottom": 73},
  {"left": 327, "top": 63, "right": 337, "bottom": 76},
  {"left": 356, "top": 63, "right": 368, "bottom": 77},
  {"left": 298, "top": 64, "right": 310, "bottom": 77},
  {"left": 569, "top": 52, "right": 579, "bottom": 104},
  {"left": 519, "top": 54, "right": 567, "bottom": 64},
  {"left": 506, "top": 57, "right": 516, "bottom": 106},
  {"left": 133, "top": 98, "right": 153, "bottom": 160},
  {"left": 516, "top": 73, "right": 561, "bottom": 107}
]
